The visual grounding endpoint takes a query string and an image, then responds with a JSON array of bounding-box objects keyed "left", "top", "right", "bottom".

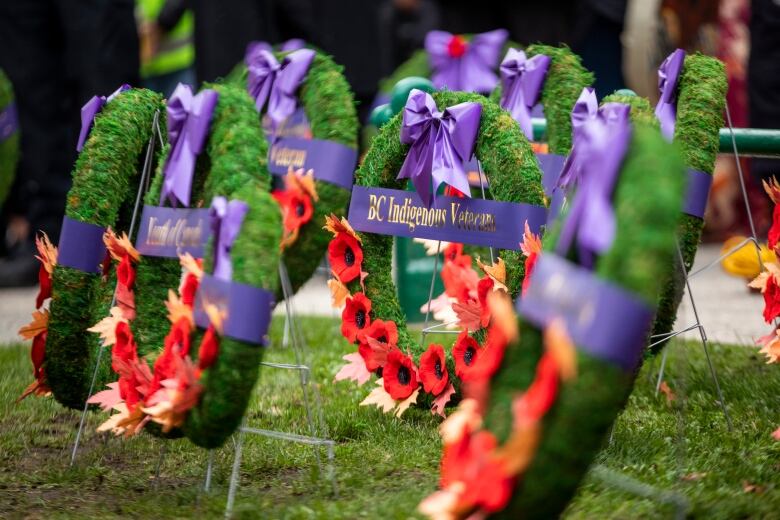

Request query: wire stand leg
[
  {"left": 224, "top": 424, "right": 245, "bottom": 519},
  {"left": 203, "top": 449, "right": 215, "bottom": 493}
]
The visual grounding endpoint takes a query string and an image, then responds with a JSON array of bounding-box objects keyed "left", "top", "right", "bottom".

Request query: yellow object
[
  {"left": 720, "top": 236, "right": 776, "bottom": 279},
  {"left": 136, "top": 0, "right": 194, "bottom": 78}
]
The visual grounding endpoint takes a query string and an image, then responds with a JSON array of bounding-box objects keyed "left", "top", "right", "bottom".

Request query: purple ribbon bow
[
  {"left": 209, "top": 196, "right": 249, "bottom": 281},
  {"left": 246, "top": 47, "right": 315, "bottom": 129},
  {"left": 425, "top": 29, "right": 508, "bottom": 94},
  {"left": 499, "top": 49, "right": 551, "bottom": 140},
  {"left": 160, "top": 84, "right": 218, "bottom": 208},
  {"left": 245, "top": 39, "right": 306, "bottom": 56},
  {"left": 555, "top": 103, "right": 632, "bottom": 269},
  {"left": 555, "top": 87, "right": 599, "bottom": 191},
  {"left": 76, "top": 84, "right": 130, "bottom": 152},
  {"left": 397, "top": 89, "right": 482, "bottom": 206},
  {"left": 655, "top": 48, "right": 686, "bottom": 141}
]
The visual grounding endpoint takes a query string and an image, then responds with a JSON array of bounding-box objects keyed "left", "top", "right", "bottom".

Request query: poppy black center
[
  {"left": 295, "top": 201, "right": 305, "bottom": 217},
  {"left": 377, "top": 335, "right": 387, "bottom": 343},
  {"left": 375, "top": 366, "right": 383, "bottom": 378},
  {"left": 464, "top": 346, "right": 476, "bottom": 366},
  {"left": 397, "top": 365, "right": 411, "bottom": 385},
  {"left": 344, "top": 246, "right": 355, "bottom": 266},
  {"left": 355, "top": 310, "right": 366, "bottom": 328},
  {"left": 434, "top": 359, "right": 443, "bottom": 379}
]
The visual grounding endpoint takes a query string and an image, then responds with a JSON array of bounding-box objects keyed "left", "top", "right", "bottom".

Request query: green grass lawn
[{"left": 0, "top": 316, "right": 778, "bottom": 519}]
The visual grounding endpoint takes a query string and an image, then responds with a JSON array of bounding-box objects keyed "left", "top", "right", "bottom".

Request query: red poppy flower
[
  {"left": 469, "top": 326, "right": 508, "bottom": 382},
  {"left": 181, "top": 273, "right": 200, "bottom": 308},
  {"left": 357, "top": 319, "right": 398, "bottom": 371},
  {"left": 197, "top": 325, "right": 220, "bottom": 371},
  {"left": 383, "top": 348, "right": 418, "bottom": 400},
  {"left": 273, "top": 189, "right": 313, "bottom": 232},
  {"left": 443, "top": 243, "right": 464, "bottom": 263},
  {"left": 328, "top": 232, "right": 364, "bottom": 283},
  {"left": 447, "top": 34, "right": 467, "bottom": 58},
  {"left": 31, "top": 331, "right": 47, "bottom": 380},
  {"left": 764, "top": 274, "right": 780, "bottom": 323},
  {"left": 419, "top": 344, "right": 449, "bottom": 395},
  {"left": 513, "top": 353, "right": 560, "bottom": 427},
  {"left": 441, "top": 259, "right": 478, "bottom": 303},
  {"left": 164, "top": 317, "right": 192, "bottom": 357},
  {"left": 341, "top": 292, "right": 372, "bottom": 343},
  {"left": 117, "top": 254, "right": 136, "bottom": 289},
  {"left": 522, "top": 252, "right": 538, "bottom": 296},
  {"left": 453, "top": 331, "right": 481, "bottom": 381},
  {"left": 35, "top": 264, "right": 51, "bottom": 309},
  {"left": 769, "top": 204, "right": 780, "bottom": 251},
  {"left": 477, "top": 277, "right": 494, "bottom": 327},
  {"left": 112, "top": 322, "right": 137, "bottom": 371}
]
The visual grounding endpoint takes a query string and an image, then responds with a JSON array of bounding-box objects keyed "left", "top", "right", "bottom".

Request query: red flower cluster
[
  {"left": 341, "top": 292, "right": 372, "bottom": 343},
  {"left": 328, "top": 232, "right": 364, "bottom": 283},
  {"left": 384, "top": 349, "right": 419, "bottom": 400},
  {"left": 357, "top": 318, "right": 397, "bottom": 372},
  {"left": 419, "top": 344, "right": 449, "bottom": 395}
]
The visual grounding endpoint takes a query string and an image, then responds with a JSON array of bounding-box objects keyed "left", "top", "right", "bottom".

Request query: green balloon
[
  {"left": 390, "top": 77, "right": 436, "bottom": 114},
  {"left": 614, "top": 88, "right": 637, "bottom": 97},
  {"left": 369, "top": 103, "right": 395, "bottom": 128}
]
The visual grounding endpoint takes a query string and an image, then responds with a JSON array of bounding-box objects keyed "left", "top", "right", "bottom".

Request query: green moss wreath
[
  {"left": 649, "top": 54, "right": 727, "bottom": 354},
  {"left": 0, "top": 69, "right": 19, "bottom": 208},
  {"left": 330, "top": 91, "right": 546, "bottom": 414},
  {"left": 231, "top": 51, "right": 359, "bottom": 298},
  {"left": 421, "top": 117, "right": 686, "bottom": 519},
  {"left": 44, "top": 88, "right": 165, "bottom": 410}
]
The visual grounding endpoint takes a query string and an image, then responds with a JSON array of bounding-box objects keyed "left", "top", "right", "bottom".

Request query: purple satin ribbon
[
  {"left": 556, "top": 103, "right": 632, "bottom": 269},
  {"left": 425, "top": 29, "right": 508, "bottom": 93},
  {"left": 267, "top": 137, "right": 357, "bottom": 190},
  {"left": 684, "top": 168, "right": 712, "bottom": 218},
  {"left": 246, "top": 39, "right": 306, "bottom": 56},
  {"left": 556, "top": 87, "right": 598, "bottom": 191},
  {"left": 76, "top": 84, "right": 130, "bottom": 152},
  {"left": 246, "top": 47, "right": 315, "bottom": 130},
  {"left": 397, "top": 89, "right": 482, "bottom": 206},
  {"left": 499, "top": 49, "right": 551, "bottom": 140},
  {"left": 134, "top": 205, "right": 212, "bottom": 258},
  {"left": 655, "top": 48, "right": 686, "bottom": 142},
  {"left": 348, "top": 185, "right": 547, "bottom": 250},
  {"left": 57, "top": 216, "right": 107, "bottom": 274},
  {"left": 159, "top": 84, "right": 219, "bottom": 208},
  {"left": 193, "top": 274, "right": 274, "bottom": 346},
  {"left": 209, "top": 196, "right": 249, "bottom": 282},
  {"left": 0, "top": 102, "right": 18, "bottom": 142},
  {"left": 517, "top": 253, "right": 654, "bottom": 372}
]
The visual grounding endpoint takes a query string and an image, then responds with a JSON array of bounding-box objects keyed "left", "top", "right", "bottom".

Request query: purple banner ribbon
[
  {"left": 209, "top": 197, "right": 249, "bottom": 282},
  {"left": 684, "top": 168, "right": 712, "bottom": 218},
  {"left": 134, "top": 205, "right": 211, "bottom": 258},
  {"left": 518, "top": 254, "right": 654, "bottom": 371},
  {"left": 425, "top": 29, "right": 508, "bottom": 93},
  {"left": 160, "top": 84, "right": 218, "bottom": 208},
  {"left": 0, "top": 102, "right": 18, "bottom": 142},
  {"left": 57, "top": 216, "right": 107, "bottom": 274},
  {"left": 556, "top": 103, "right": 632, "bottom": 268},
  {"left": 499, "top": 49, "right": 551, "bottom": 141},
  {"left": 76, "top": 84, "right": 130, "bottom": 152},
  {"left": 246, "top": 47, "right": 315, "bottom": 130},
  {"left": 655, "top": 48, "right": 686, "bottom": 142},
  {"left": 398, "top": 89, "right": 482, "bottom": 206},
  {"left": 193, "top": 274, "right": 274, "bottom": 346},
  {"left": 348, "top": 185, "right": 546, "bottom": 250},
  {"left": 267, "top": 137, "right": 357, "bottom": 190},
  {"left": 262, "top": 107, "right": 311, "bottom": 141}
]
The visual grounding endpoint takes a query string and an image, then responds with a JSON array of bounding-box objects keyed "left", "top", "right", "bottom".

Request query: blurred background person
[{"left": 0, "top": 0, "right": 139, "bottom": 286}]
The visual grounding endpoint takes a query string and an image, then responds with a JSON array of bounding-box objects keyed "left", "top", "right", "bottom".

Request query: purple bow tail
[
  {"left": 555, "top": 87, "right": 599, "bottom": 191},
  {"left": 76, "top": 84, "right": 131, "bottom": 152},
  {"left": 209, "top": 196, "right": 249, "bottom": 281},
  {"left": 499, "top": 48, "right": 551, "bottom": 140},
  {"left": 655, "top": 48, "right": 686, "bottom": 141}
]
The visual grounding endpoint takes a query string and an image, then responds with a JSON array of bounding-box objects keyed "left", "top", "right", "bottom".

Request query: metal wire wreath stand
[
  {"left": 415, "top": 110, "right": 762, "bottom": 518},
  {"left": 65, "top": 111, "right": 336, "bottom": 518}
]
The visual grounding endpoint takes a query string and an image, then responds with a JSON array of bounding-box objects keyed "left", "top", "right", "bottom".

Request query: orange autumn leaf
[
  {"left": 659, "top": 380, "right": 676, "bottom": 404},
  {"left": 201, "top": 300, "right": 225, "bottom": 335},
  {"left": 417, "top": 484, "right": 465, "bottom": 520},
  {"left": 179, "top": 253, "right": 203, "bottom": 280},
  {"left": 143, "top": 356, "right": 202, "bottom": 432},
  {"left": 324, "top": 213, "right": 361, "bottom": 243},
  {"left": 476, "top": 257, "right": 507, "bottom": 292},
  {"left": 544, "top": 319, "right": 577, "bottom": 382},
  {"left": 34, "top": 233, "right": 58, "bottom": 275},
  {"left": 520, "top": 221, "right": 542, "bottom": 257},
  {"left": 17, "top": 379, "right": 52, "bottom": 402},
  {"left": 165, "top": 289, "right": 193, "bottom": 326},
  {"left": 328, "top": 278, "right": 350, "bottom": 308},
  {"left": 103, "top": 229, "right": 140, "bottom": 262},
  {"left": 763, "top": 177, "right": 780, "bottom": 204},
  {"left": 395, "top": 386, "right": 421, "bottom": 418},
  {"left": 493, "top": 421, "right": 541, "bottom": 475},
  {"left": 756, "top": 329, "right": 780, "bottom": 364},
  {"left": 486, "top": 290, "right": 518, "bottom": 343},
  {"left": 87, "top": 307, "right": 128, "bottom": 347},
  {"left": 439, "top": 398, "right": 482, "bottom": 445},
  {"left": 360, "top": 379, "right": 397, "bottom": 413},
  {"left": 285, "top": 166, "right": 319, "bottom": 202},
  {"left": 772, "top": 427, "right": 780, "bottom": 441},
  {"left": 18, "top": 309, "right": 49, "bottom": 340}
]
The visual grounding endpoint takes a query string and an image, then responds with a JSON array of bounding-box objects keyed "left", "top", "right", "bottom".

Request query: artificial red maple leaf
[
  {"left": 87, "top": 382, "right": 123, "bottom": 411},
  {"left": 431, "top": 383, "right": 456, "bottom": 418}
]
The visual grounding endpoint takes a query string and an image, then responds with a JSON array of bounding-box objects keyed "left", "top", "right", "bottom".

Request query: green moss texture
[
  {"left": 45, "top": 88, "right": 165, "bottom": 409},
  {"left": 483, "top": 122, "right": 685, "bottom": 519},
  {"left": 351, "top": 91, "right": 545, "bottom": 397}
]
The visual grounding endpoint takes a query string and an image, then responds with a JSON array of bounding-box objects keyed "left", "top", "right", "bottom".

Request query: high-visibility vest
[{"left": 136, "top": 0, "right": 195, "bottom": 78}]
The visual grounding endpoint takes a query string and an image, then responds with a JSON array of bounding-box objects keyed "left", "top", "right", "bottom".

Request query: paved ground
[{"left": 0, "top": 244, "right": 768, "bottom": 347}]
